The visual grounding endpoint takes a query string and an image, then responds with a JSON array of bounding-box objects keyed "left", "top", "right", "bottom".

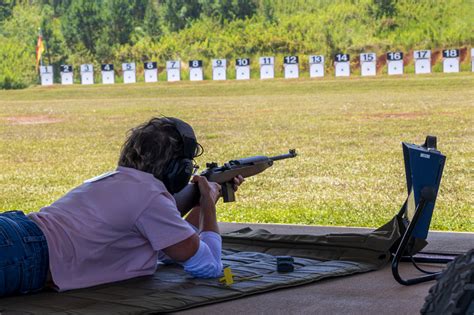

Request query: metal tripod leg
[{"left": 391, "top": 187, "right": 445, "bottom": 285}]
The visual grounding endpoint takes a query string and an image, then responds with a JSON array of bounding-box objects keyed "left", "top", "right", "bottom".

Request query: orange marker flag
[{"left": 35, "top": 34, "right": 45, "bottom": 72}]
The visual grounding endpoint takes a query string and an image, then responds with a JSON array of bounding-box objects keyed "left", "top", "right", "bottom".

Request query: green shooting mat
[{"left": 0, "top": 216, "right": 403, "bottom": 314}]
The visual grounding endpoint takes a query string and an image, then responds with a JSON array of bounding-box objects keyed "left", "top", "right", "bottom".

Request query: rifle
[{"left": 173, "top": 149, "right": 297, "bottom": 216}]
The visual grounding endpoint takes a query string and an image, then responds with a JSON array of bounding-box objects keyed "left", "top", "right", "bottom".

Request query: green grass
[{"left": 0, "top": 73, "right": 473, "bottom": 231}]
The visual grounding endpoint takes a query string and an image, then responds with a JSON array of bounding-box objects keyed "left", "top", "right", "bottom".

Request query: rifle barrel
[{"left": 269, "top": 149, "right": 297, "bottom": 161}]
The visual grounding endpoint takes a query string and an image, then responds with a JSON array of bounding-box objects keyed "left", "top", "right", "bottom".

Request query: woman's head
[{"left": 118, "top": 117, "right": 201, "bottom": 188}]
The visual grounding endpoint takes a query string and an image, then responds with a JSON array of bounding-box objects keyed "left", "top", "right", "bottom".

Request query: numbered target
[
  {"left": 309, "top": 55, "right": 324, "bottom": 78},
  {"left": 283, "top": 56, "right": 299, "bottom": 79},
  {"left": 144, "top": 62, "right": 158, "bottom": 83},
  {"left": 471, "top": 48, "right": 474, "bottom": 72},
  {"left": 189, "top": 60, "right": 203, "bottom": 81},
  {"left": 101, "top": 64, "right": 115, "bottom": 84},
  {"left": 235, "top": 58, "right": 250, "bottom": 80},
  {"left": 259, "top": 56, "right": 274, "bottom": 79},
  {"left": 166, "top": 60, "right": 181, "bottom": 82},
  {"left": 80, "top": 64, "right": 94, "bottom": 85},
  {"left": 387, "top": 52, "right": 404, "bottom": 75},
  {"left": 60, "top": 65, "right": 74, "bottom": 85},
  {"left": 39, "top": 65, "right": 53, "bottom": 86},
  {"left": 360, "top": 53, "right": 376, "bottom": 76},
  {"left": 212, "top": 59, "right": 227, "bottom": 81},
  {"left": 442, "top": 49, "right": 460, "bottom": 73},
  {"left": 122, "top": 62, "right": 136, "bottom": 84},
  {"left": 414, "top": 50, "right": 431, "bottom": 74},
  {"left": 334, "top": 53, "right": 350, "bottom": 77}
]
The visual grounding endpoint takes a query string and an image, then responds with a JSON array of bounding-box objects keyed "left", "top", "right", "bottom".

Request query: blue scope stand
[
  {"left": 391, "top": 135, "right": 453, "bottom": 285},
  {"left": 403, "top": 136, "right": 445, "bottom": 240}
]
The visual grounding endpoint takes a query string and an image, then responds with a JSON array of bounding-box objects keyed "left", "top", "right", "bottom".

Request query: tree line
[{"left": 0, "top": 0, "right": 472, "bottom": 89}]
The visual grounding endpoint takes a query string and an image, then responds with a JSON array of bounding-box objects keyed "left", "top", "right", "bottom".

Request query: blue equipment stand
[{"left": 391, "top": 136, "right": 454, "bottom": 285}]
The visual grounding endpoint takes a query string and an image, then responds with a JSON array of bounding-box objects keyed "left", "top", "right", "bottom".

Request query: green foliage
[
  {"left": 130, "top": 0, "right": 148, "bottom": 21},
  {"left": 143, "top": 1, "right": 162, "bottom": 40},
  {"left": 0, "top": 0, "right": 15, "bottom": 22},
  {"left": 258, "top": 0, "right": 275, "bottom": 22},
  {"left": 0, "top": 4, "right": 44, "bottom": 89},
  {"left": 0, "top": 36, "right": 36, "bottom": 89},
  {"left": 159, "top": 0, "right": 202, "bottom": 32},
  {"left": 108, "top": 0, "right": 135, "bottom": 45},
  {"left": 155, "top": 0, "right": 259, "bottom": 31},
  {"left": 61, "top": 1, "right": 105, "bottom": 55},
  {"left": 1, "top": 4, "right": 43, "bottom": 46},
  {"left": 41, "top": 6, "right": 67, "bottom": 66},
  {"left": 200, "top": 0, "right": 258, "bottom": 22},
  {"left": 370, "top": 0, "right": 397, "bottom": 18},
  {"left": 0, "top": 0, "right": 473, "bottom": 89},
  {"left": 39, "top": 0, "right": 73, "bottom": 17}
]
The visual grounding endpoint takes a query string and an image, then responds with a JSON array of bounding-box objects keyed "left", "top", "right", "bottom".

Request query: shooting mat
[{"left": 0, "top": 217, "right": 402, "bottom": 314}]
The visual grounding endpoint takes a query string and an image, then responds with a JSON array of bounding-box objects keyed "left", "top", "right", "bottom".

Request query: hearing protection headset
[{"left": 161, "top": 117, "right": 200, "bottom": 194}]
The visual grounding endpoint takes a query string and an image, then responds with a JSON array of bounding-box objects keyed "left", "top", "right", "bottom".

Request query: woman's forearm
[
  {"left": 199, "top": 196, "right": 219, "bottom": 234},
  {"left": 185, "top": 206, "right": 201, "bottom": 229}
]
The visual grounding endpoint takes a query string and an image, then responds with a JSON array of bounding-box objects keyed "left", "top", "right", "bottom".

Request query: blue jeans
[{"left": 0, "top": 210, "right": 49, "bottom": 297}]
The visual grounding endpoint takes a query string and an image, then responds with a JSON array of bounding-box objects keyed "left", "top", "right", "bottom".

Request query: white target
[
  {"left": 166, "top": 60, "right": 181, "bottom": 82},
  {"left": 387, "top": 52, "right": 404, "bottom": 75},
  {"left": 212, "top": 59, "right": 227, "bottom": 80},
  {"left": 472, "top": 48, "right": 474, "bottom": 72},
  {"left": 259, "top": 57, "right": 274, "bottom": 79},
  {"left": 360, "top": 53, "right": 376, "bottom": 76},
  {"left": 309, "top": 55, "right": 324, "bottom": 78},
  {"left": 39, "top": 65, "right": 54, "bottom": 86},
  {"left": 235, "top": 58, "right": 250, "bottom": 80},
  {"left": 101, "top": 64, "right": 115, "bottom": 84},
  {"left": 60, "top": 65, "right": 73, "bottom": 85},
  {"left": 122, "top": 62, "right": 136, "bottom": 84},
  {"left": 80, "top": 64, "right": 94, "bottom": 85},
  {"left": 283, "top": 56, "right": 299, "bottom": 79},
  {"left": 189, "top": 60, "right": 203, "bottom": 81},
  {"left": 414, "top": 50, "right": 431, "bottom": 74},
  {"left": 144, "top": 62, "right": 158, "bottom": 83},
  {"left": 443, "top": 49, "right": 460, "bottom": 73},
  {"left": 334, "top": 54, "right": 350, "bottom": 77}
]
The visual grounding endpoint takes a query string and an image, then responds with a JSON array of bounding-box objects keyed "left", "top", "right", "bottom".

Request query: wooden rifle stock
[{"left": 173, "top": 149, "right": 297, "bottom": 216}]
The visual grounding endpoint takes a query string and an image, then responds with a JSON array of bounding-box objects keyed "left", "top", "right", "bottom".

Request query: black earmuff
[
  {"left": 161, "top": 117, "right": 199, "bottom": 194},
  {"left": 162, "top": 158, "right": 194, "bottom": 194}
]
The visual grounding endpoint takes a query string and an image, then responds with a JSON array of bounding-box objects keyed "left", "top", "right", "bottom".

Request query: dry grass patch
[{"left": 5, "top": 115, "right": 63, "bottom": 125}]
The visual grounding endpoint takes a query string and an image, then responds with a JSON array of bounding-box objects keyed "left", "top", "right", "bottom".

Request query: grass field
[{"left": 0, "top": 73, "right": 473, "bottom": 232}]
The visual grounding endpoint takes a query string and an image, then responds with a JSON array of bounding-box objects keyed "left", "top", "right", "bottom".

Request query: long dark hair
[{"left": 118, "top": 117, "right": 183, "bottom": 180}]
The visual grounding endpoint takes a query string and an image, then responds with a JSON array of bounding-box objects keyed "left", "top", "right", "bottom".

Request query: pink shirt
[{"left": 28, "top": 166, "right": 195, "bottom": 291}]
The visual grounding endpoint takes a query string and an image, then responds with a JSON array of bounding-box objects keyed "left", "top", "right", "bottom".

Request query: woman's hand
[
  {"left": 191, "top": 175, "right": 221, "bottom": 205},
  {"left": 232, "top": 175, "right": 245, "bottom": 192}
]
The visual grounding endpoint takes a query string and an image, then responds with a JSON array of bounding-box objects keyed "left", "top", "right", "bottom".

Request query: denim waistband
[{"left": 0, "top": 210, "right": 49, "bottom": 296}]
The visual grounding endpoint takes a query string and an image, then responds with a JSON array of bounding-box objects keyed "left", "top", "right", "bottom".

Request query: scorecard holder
[{"left": 391, "top": 135, "right": 453, "bottom": 285}]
